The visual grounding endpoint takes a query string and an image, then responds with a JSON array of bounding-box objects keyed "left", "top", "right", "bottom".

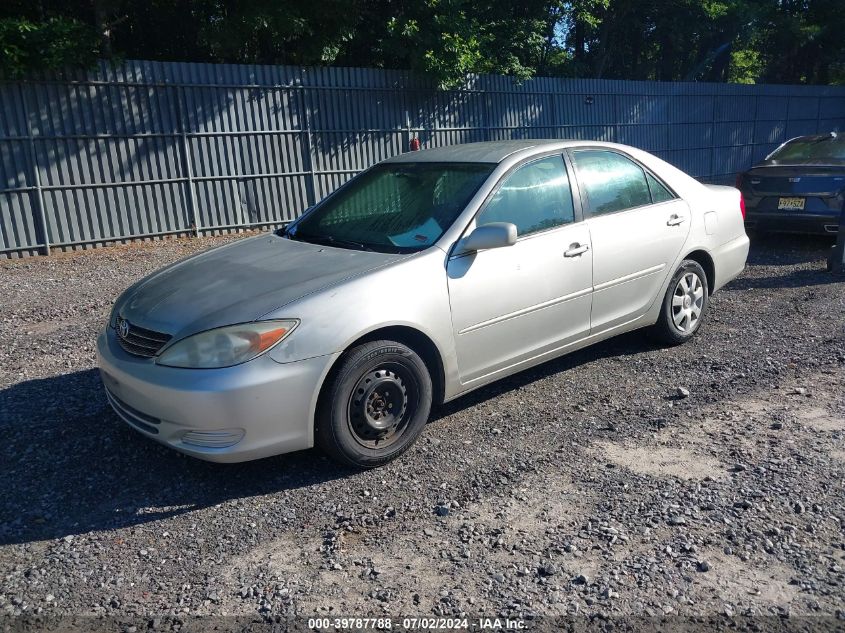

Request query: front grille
[{"left": 114, "top": 318, "right": 172, "bottom": 358}]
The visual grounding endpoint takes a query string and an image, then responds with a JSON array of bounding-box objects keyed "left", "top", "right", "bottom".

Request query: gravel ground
[{"left": 1, "top": 232, "right": 844, "bottom": 629}]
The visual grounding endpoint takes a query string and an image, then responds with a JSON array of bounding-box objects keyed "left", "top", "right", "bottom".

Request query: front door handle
[
  {"left": 667, "top": 214, "right": 687, "bottom": 226},
  {"left": 564, "top": 243, "right": 590, "bottom": 257}
]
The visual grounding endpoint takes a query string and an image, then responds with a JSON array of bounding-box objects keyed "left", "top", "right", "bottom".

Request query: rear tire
[
  {"left": 651, "top": 259, "right": 709, "bottom": 345},
  {"left": 315, "top": 340, "right": 432, "bottom": 468}
]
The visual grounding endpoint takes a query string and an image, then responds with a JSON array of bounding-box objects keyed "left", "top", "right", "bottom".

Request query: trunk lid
[{"left": 743, "top": 165, "right": 845, "bottom": 197}]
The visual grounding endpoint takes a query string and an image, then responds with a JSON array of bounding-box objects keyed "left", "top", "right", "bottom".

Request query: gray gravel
[{"left": 1, "top": 232, "right": 844, "bottom": 626}]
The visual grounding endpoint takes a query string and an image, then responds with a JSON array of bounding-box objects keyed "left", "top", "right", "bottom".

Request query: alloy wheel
[{"left": 671, "top": 271, "right": 704, "bottom": 333}]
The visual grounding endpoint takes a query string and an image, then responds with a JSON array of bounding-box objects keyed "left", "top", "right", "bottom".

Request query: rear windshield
[{"left": 768, "top": 135, "right": 845, "bottom": 162}]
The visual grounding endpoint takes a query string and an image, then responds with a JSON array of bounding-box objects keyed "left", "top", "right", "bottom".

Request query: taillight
[{"left": 739, "top": 193, "right": 746, "bottom": 220}]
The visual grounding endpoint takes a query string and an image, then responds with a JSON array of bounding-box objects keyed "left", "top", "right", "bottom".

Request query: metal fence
[{"left": 2, "top": 60, "right": 844, "bottom": 257}]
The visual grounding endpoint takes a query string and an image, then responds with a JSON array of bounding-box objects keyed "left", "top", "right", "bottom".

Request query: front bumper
[{"left": 97, "top": 328, "right": 339, "bottom": 463}]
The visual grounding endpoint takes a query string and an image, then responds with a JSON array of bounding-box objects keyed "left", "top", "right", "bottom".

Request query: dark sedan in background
[{"left": 737, "top": 132, "right": 844, "bottom": 235}]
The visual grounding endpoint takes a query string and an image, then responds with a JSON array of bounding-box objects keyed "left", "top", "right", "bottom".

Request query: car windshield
[
  {"left": 768, "top": 135, "right": 845, "bottom": 163},
  {"left": 281, "top": 162, "right": 494, "bottom": 253}
]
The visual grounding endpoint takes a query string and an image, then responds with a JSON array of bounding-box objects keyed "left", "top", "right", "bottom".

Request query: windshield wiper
[{"left": 288, "top": 231, "right": 374, "bottom": 252}]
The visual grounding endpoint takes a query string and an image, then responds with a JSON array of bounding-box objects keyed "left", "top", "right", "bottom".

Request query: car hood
[{"left": 116, "top": 234, "right": 409, "bottom": 341}]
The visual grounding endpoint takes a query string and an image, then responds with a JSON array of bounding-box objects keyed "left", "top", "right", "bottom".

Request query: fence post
[
  {"left": 299, "top": 83, "right": 318, "bottom": 208},
  {"left": 784, "top": 95, "right": 791, "bottom": 146},
  {"left": 177, "top": 86, "right": 200, "bottom": 236},
  {"left": 180, "top": 132, "right": 199, "bottom": 236},
  {"left": 484, "top": 91, "right": 492, "bottom": 141},
  {"left": 752, "top": 93, "right": 760, "bottom": 162},
  {"left": 20, "top": 85, "right": 50, "bottom": 255},
  {"left": 708, "top": 92, "right": 717, "bottom": 182}
]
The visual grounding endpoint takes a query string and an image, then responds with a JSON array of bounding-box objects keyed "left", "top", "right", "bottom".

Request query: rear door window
[
  {"left": 572, "top": 150, "right": 652, "bottom": 216},
  {"left": 646, "top": 172, "right": 676, "bottom": 203}
]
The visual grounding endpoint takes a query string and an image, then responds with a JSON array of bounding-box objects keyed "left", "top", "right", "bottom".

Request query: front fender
[{"left": 264, "top": 249, "right": 461, "bottom": 396}]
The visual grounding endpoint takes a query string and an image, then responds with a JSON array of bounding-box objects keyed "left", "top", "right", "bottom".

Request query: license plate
[{"left": 778, "top": 197, "right": 805, "bottom": 211}]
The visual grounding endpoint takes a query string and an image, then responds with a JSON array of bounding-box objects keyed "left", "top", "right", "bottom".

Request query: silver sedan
[{"left": 98, "top": 140, "right": 750, "bottom": 467}]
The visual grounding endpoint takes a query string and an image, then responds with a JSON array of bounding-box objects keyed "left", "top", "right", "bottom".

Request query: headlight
[{"left": 156, "top": 320, "right": 298, "bottom": 369}]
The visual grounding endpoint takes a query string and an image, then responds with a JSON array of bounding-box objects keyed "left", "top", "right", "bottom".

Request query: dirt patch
[
  {"left": 736, "top": 400, "right": 770, "bottom": 416},
  {"left": 21, "top": 319, "right": 81, "bottom": 336},
  {"left": 830, "top": 450, "right": 845, "bottom": 463},
  {"left": 219, "top": 532, "right": 323, "bottom": 615},
  {"left": 467, "top": 477, "right": 585, "bottom": 532},
  {"left": 595, "top": 442, "right": 727, "bottom": 481},
  {"left": 689, "top": 550, "right": 801, "bottom": 614},
  {"left": 795, "top": 406, "right": 845, "bottom": 432}
]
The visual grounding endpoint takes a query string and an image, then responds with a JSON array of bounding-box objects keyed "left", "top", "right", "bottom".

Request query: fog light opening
[
  {"left": 181, "top": 429, "right": 245, "bottom": 448},
  {"left": 824, "top": 225, "right": 838, "bottom": 234}
]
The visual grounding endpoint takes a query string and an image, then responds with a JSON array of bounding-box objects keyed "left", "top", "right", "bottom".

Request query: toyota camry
[{"left": 98, "top": 140, "right": 749, "bottom": 468}]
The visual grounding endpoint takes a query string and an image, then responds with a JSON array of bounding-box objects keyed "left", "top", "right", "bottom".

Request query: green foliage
[
  {"left": 374, "top": 0, "right": 554, "bottom": 87},
  {"left": 0, "top": 17, "right": 98, "bottom": 77},
  {"left": 384, "top": 4, "right": 485, "bottom": 88},
  {"left": 728, "top": 49, "right": 761, "bottom": 84},
  {"left": 193, "top": 0, "right": 356, "bottom": 66},
  {"left": 0, "top": 0, "right": 842, "bottom": 86}
]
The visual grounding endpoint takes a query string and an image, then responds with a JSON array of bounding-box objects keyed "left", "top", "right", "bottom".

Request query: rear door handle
[
  {"left": 667, "top": 214, "right": 687, "bottom": 226},
  {"left": 564, "top": 243, "right": 590, "bottom": 257}
]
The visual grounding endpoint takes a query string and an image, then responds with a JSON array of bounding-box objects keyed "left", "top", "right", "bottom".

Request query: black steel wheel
[
  {"left": 316, "top": 340, "right": 432, "bottom": 468},
  {"left": 347, "top": 364, "right": 417, "bottom": 449}
]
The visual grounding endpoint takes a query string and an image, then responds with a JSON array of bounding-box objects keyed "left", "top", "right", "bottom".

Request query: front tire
[
  {"left": 652, "top": 260, "right": 709, "bottom": 345},
  {"left": 315, "top": 340, "right": 433, "bottom": 468}
]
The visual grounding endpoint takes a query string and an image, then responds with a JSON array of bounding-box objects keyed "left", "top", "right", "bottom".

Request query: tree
[
  {"left": 349, "top": 0, "right": 558, "bottom": 87},
  {"left": 0, "top": 16, "right": 99, "bottom": 77},
  {"left": 1, "top": 0, "right": 843, "bottom": 85}
]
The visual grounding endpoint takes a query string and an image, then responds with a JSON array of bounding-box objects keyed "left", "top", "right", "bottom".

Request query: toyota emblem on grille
[{"left": 116, "top": 317, "right": 130, "bottom": 339}]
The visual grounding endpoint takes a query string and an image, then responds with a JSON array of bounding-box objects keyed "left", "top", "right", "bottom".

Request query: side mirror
[{"left": 460, "top": 222, "right": 517, "bottom": 253}]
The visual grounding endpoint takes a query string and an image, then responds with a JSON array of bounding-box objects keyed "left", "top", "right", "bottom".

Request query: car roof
[{"left": 383, "top": 139, "right": 586, "bottom": 164}]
